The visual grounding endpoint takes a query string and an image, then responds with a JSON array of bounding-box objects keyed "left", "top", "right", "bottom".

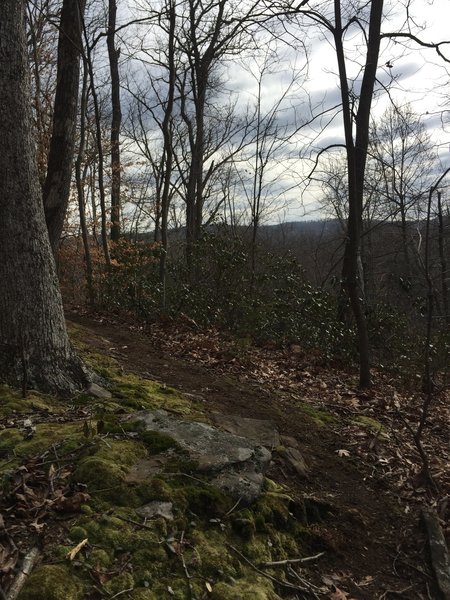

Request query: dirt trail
[{"left": 69, "top": 312, "right": 434, "bottom": 599}]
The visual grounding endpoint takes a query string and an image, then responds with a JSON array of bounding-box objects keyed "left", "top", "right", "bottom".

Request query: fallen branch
[
  {"left": 259, "top": 552, "right": 325, "bottom": 568},
  {"left": 422, "top": 508, "right": 450, "bottom": 600},
  {"left": 225, "top": 543, "right": 314, "bottom": 595},
  {"left": 6, "top": 547, "right": 41, "bottom": 600}
]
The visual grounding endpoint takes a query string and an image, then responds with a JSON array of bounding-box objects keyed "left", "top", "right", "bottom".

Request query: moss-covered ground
[{"left": 0, "top": 326, "right": 331, "bottom": 600}]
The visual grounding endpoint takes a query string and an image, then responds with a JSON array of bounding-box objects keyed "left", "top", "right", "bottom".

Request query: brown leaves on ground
[
  {"left": 0, "top": 446, "right": 90, "bottom": 590},
  {"left": 143, "top": 317, "right": 449, "bottom": 511}
]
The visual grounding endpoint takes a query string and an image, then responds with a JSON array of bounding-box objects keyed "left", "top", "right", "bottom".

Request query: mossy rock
[
  {"left": 140, "top": 430, "right": 179, "bottom": 454},
  {"left": 17, "top": 565, "right": 83, "bottom": 600},
  {"left": 72, "top": 439, "right": 147, "bottom": 505},
  {"left": 181, "top": 484, "right": 231, "bottom": 517}
]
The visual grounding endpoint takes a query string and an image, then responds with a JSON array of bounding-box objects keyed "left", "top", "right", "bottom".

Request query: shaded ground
[{"left": 67, "top": 310, "right": 448, "bottom": 600}]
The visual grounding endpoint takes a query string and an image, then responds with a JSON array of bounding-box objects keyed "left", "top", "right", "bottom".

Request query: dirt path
[{"left": 69, "top": 312, "right": 434, "bottom": 599}]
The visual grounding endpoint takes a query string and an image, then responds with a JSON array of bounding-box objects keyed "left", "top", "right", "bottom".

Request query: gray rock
[
  {"left": 136, "top": 501, "right": 174, "bottom": 521},
  {"left": 124, "top": 410, "right": 273, "bottom": 503},
  {"left": 86, "top": 382, "right": 112, "bottom": 399},
  {"left": 210, "top": 413, "right": 280, "bottom": 448},
  {"left": 284, "top": 447, "right": 308, "bottom": 478}
]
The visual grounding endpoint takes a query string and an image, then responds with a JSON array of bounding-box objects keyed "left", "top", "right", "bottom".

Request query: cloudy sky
[{"left": 119, "top": 0, "right": 450, "bottom": 223}]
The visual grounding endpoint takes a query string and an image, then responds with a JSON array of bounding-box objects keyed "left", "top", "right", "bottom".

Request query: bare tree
[
  {"left": 369, "top": 104, "right": 435, "bottom": 274},
  {"left": 26, "top": 0, "right": 59, "bottom": 187}
]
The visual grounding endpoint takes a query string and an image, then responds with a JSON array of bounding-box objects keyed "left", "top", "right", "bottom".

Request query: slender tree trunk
[
  {"left": 43, "top": 0, "right": 86, "bottom": 255},
  {"left": 75, "top": 60, "right": 95, "bottom": 305},
  {"left": 107, "top": 0, "right": 122, "bottom": 241},
  {"left": 436, "top": 191, "right": 449, "bottom": 325},
  {"left": 159, "top": 0, "right": 177, "bottom": 306},
  {"left": 83, "top": 22, "right": 111, "bottom": 268},
  {"left": 0, "top": 0, "right": 90, "bottom": 395},
  {"left": 336, "top": 0, "right": 383, "bottom": 388}
]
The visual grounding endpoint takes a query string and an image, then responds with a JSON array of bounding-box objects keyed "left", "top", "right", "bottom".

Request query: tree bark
[
  {"left": 42, "top": 0, "right": 86, "bottom": 255},
  {"left": 107, "top": 0, "right": 122, "bottom": 241},
  {"left": 336, "top": 0, "right": 383, "bottom": 388},
  {"left": 0, "top": 0, "right": 91, "bottom": 395}
]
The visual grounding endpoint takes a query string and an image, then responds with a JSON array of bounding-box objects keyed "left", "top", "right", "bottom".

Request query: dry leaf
[
  {"left": 205, "top": 581, "right": 213, "bottom": 592},
  {"left": 336, "top": 449, "right": 350, "bottom": 457}
]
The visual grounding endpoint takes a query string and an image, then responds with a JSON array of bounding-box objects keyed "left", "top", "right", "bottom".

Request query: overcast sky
[{"left": 119, "top": 0, "right": 450, "bottom": 223}]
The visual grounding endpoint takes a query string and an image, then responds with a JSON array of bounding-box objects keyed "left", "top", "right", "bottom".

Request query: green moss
[
  {"left": 69, "top": 526, "right": 88, "bottom": 543},
  {"left": 141, "top": 431, "right": 179, "bottom": 454},
  {"left": 255, "top": 493, "right": 291, "bottom": 530},
  {"left": 231, "top": 510, "right": 256, "bottom": 540},
  {"left": 299, "top": 403, "right": 337, "bottom": 426},
  {"left": 353, "top": 415, "right": 386, "bottom": 434},
  {"left": 209, "top": 577, "right": 281, "bottom": 600},
  {"left": 0, "top": 384, "right": 64, "bottom": 416},
  {"left": 104, "top": 572, "right": 135, "bottom": 596},
  {"left": 135, "top": 477, "right": 173, "bottom": 504},
  {"left": 128, "top": 590, "right": 157, "bottom": 600},
  {"left": 73, "top": 439, "right": 147, "bottom": 505},
  {"left": 182, "top": 484, "right": 231, "bottom": 517},
  {"left": 89, "top": 548, "right": 112, "bottom": 568},
  {"left": 0, "top": 423, "right": 83, "bottom": 472},
  {"left": 189, "top": 530, "right": 236, "bottom": 578},
  {"left": 47, "top": 544, "right": 72, "bottom": 562},
  {"left": 17, "top": 565, "right": 83, "bottom": 600},
  {"left": 77, "top": 511, "right": 162, "bottom": 553}
]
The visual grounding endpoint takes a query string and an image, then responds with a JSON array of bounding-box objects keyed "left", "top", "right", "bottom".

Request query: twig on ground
[
  {"left": 110, "top": 587, "right": 134, "bottom": 599},
  {"left": 224, "top": 496, "right": 242, "bottom": 517},
  {"left": 5, "top": 547, "right": 41, "bottom": 600},
  {"left": 259, "top": 552, "right": 325, "bottom": 568},
  {"left": 225, "top": 543, "right": 313, "bottom": 595},
  {"left": 179, "top": 531, "right": 193, "bottom": 599}
]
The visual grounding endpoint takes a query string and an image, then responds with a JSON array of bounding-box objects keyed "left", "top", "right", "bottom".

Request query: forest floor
[{"left": 65, "top": 307, "right": 449, "bottom": 600}]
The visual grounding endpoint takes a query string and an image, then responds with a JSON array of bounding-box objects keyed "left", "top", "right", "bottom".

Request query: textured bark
[
  {"left": 43, "top": 0, "right": 86, "bottom": 254},
  {"left": 336, "top": 0, "right": 384, "bottom": 388},
  {"left": 0, "top": 0, "right": 91, "bottom": 395},
  {"left": 107, "top": 0, "right": 122, "bottom": 241}
]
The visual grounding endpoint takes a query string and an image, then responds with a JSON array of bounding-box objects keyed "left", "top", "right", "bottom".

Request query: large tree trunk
[
  {"left": 0, "top": 0, "right": 91, "bottom": 395},
  {"left": 43, "top": 0, "right": 86, "bottom": 254}
]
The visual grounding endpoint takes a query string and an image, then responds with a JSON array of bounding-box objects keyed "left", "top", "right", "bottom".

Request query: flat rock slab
[
  {"left": 210, "top": 413, "right": 280, "bottom": 448},
  {"left": 124, "top": 410, "right": 273, "bottom": 503}
]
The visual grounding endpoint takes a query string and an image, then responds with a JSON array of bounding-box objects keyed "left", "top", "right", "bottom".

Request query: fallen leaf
[{"left": 336, "top": 449, "right": 350, "bottom": 457}]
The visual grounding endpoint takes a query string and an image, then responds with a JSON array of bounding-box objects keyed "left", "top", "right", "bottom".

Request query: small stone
[
  {"left": 86, "top": 382, "right": 112, "bottom": 399},
  {"left": 136, "top": 501, "right": 174, "bottom": 521},
  {"left": 285, "top": 447, "right": 308, "bottom": 478}
]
